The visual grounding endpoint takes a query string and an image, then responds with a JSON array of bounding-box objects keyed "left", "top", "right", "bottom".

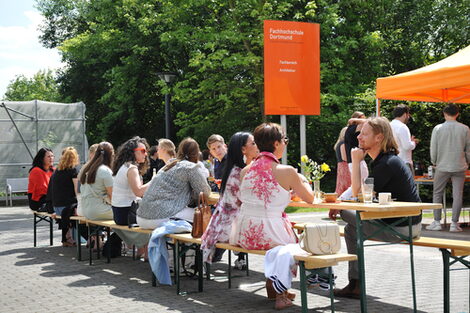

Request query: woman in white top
[
  {"left": 111, "top": 136, "right": 150, "bottom": 225},
  {"left": 78, "top": 142, "right": 115, "bottom": 220}
]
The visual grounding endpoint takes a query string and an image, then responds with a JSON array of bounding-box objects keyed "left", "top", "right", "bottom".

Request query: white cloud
[{"left": 0, "top": 10, "right": 63, "bottom": 98}]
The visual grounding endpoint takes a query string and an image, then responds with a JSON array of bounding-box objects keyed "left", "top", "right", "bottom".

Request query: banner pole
[
  {"left": 300, "top": 115, "right": 306, "bottom": 174},
  {"left": 280, "top": 115, "right": 287, "bottom": 164}
]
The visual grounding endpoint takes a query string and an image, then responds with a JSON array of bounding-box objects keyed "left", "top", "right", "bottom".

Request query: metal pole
[
  {"left": 1, "top": 103, "right": 34, "bottom": 159},
  {"left": 300, "top": 115, "right": 306, "bottom": 175},
  {"left": 165, "top": 93, "right": 171, "bottom": 139},
  {"left": 280, "top": 115, "right": 287, "bottom": 164},
  {"left": 376, "top": 98, "right": 381, "bottom": 117}
]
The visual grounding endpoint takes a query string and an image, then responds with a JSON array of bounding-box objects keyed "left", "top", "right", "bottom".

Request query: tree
[
  {"left": 3, "top": 69, "right": 62, "bottom": 102},
  {"left": 36, "top": 0, "right": 470, "bottom": 193}
]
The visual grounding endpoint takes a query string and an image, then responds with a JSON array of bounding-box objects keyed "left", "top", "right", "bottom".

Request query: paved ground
[{"left": 0, "top": 205, "right": 468, "bottom": 313}]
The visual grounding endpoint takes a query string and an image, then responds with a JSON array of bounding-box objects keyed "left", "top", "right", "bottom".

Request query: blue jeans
[{"left": 54, "top": 206, "right": 66, "bottom": 215}]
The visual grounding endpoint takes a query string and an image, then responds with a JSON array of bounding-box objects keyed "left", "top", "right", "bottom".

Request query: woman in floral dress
[
  {"left": 201, "top": 132, "right": 259, "bottom": 264},
  {"left": 230, "top": 123, "right": 314, "bottom": 310}
]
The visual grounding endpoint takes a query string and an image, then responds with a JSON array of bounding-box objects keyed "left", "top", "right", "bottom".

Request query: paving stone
[{"left": 0, "top": 206, "right": 468, "bottom": 312}]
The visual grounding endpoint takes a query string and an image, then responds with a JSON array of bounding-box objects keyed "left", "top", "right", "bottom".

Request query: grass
[{"left": 285, "top": 206, "right": 329, "bottom": 214}]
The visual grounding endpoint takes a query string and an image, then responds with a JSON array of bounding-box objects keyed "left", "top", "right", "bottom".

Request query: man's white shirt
[{"left": 390, "top": 119, "right": 416, "bottom": 164}]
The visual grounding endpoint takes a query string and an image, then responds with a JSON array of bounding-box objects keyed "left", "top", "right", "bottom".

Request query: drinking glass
[{"left": 362, "top": 177, "right": 374, "bottom": 204}]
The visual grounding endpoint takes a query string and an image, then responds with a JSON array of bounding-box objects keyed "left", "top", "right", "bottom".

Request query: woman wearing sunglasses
[{"left": 111, "top": 136, "right": 150, "bottom": 225}]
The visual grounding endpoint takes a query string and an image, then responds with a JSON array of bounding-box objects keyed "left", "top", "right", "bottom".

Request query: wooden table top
[{"left": 289, "top": 200, "right": 441, "bottom": 212}]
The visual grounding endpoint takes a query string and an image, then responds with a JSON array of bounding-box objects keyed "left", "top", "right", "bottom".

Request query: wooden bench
[
  {"left": 167, "top": 233, "right": 357, "bottom": 313},
  {"left": 32, "top": 211, "right": 60, "bottom": 247},
  {"left": 293, "top": 222, "right": 470, "bottom": 313},
  {"left": 82, "top": 219, "right": 356, "bottom": 312}
]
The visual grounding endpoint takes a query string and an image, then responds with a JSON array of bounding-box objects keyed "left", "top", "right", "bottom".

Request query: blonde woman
[
  {"left": 157, "top": 138, "right": 176, "bottom": 164},
  {"left": 50, "top": 147, "right": 80, "bottom": 246}
]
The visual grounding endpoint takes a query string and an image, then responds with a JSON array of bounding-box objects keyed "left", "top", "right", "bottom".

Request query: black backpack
[{"left": 102, "top": 233, "right": 122, "bottom": 258}]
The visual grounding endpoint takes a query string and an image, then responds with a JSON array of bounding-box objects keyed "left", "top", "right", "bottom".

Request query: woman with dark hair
[
  {"left": 137, "top": 137, "right": 211, "bottom": 229},
  {"left": 78, "top": 142, "right": 115, "bottom": 220},
  {"left": 201, "top": 132, "right": 258, "bottom": 264},
  {"left": 229, "top": 123, "right": 314, "bottom": 310},
  {"left": 50, "top": 147, "right": 80, "bottom": 246},
  {"left": 28, "top": 148, "right": 54, "bottom": 210},
  {"left": 111, "top": 136, "right": 150, "bottom": 225}
]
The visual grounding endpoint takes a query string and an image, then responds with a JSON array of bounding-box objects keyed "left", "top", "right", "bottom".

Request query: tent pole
[
  {"left": 1, "top": 102, "right": 34, "bottom": 160},
  {"left": 376, "top": 98, "right": 381, "bottom": 116}
]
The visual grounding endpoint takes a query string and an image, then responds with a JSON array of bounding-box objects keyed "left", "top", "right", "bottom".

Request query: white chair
[{"left": 5, "top": 178, "right": 29, "bottom": 206}]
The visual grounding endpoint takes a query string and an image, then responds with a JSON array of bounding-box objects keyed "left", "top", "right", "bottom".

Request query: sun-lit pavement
[{"left": 0, "top": 205, "right": 468, "bottom": 313}]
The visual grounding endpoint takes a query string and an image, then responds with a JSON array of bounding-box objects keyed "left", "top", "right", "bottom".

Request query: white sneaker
[
  {"left": 449, "top": 222, "right": 463, "bottom": 232},
  {"left": 426, "top": 220, "right": 442, "bottom": 231},
  {"left": 234, "top": 259, "right": 247, "bottom": 270}
]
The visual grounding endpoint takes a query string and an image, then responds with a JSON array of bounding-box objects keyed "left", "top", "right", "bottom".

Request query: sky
[{"left": 0, "top": 0, "right": 63, "bottom": 98}]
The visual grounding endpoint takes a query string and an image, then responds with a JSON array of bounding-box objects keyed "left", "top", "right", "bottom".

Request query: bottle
[
  {"left": 152, "top": 168, "right": 157, "bottom": 178},
  {"left": 428, "top": 165, "right": 433, "bottom": 179}
]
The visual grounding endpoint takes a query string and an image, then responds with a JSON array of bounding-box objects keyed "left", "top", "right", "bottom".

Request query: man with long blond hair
[{"left": 331, "top": 117, "right": 422, "bottom": 299}]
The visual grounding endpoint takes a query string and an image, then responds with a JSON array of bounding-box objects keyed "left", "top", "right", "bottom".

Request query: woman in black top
[{"left": 50, "top": 147, "right": 80, "bottom": 246}]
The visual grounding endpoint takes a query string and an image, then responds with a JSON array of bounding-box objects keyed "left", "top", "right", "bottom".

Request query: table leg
[
  {"left": 408, "top": 217, "right": 417, "bottom": 313},
  {"left": 355, "top": 211, "right": 367, "bottom": 313},
  {"left": 228, "top": 250, "right": 232, "bottom": 289},
  {"left": 440, "top": 248, "right": 450, "bottom": 313},
  {"left": 329, "top": 266, "right": 335, "bottom": 312}
]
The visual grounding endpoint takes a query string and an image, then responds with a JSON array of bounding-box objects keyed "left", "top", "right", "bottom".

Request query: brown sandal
[
  {"left": 275, "top": 292, "right": 293, "bottom": 310},
  {"left": 266, "top": 279, "right": 295, "bottom": 301}
]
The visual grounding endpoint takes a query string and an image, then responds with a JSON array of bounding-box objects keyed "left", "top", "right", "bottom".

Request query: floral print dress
[
  {"left": 229, "top": 152, "right": 296, "bottom": 250},
  {"left": 201, "top": 166, "right": 242, "bottom": 263}
]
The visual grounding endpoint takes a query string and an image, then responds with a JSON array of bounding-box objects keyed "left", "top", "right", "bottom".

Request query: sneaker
[
  {"left": 234, "top": 259, "right": 247, "bottom": 270},
  {"left": 449, "top": 222, "right": 463, "bottom": 232},
  {"left": 426, "top": 220, "right": 442, "bottom": 231}
]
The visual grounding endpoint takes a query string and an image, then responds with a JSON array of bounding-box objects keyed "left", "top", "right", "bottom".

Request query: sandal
[{"left": 275, "top": 292, "right": 293, "bottom": 310}]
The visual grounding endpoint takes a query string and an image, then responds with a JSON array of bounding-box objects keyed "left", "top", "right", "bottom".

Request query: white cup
[{"left": 378, "top": 192, "right": 392, "bottom": 205}]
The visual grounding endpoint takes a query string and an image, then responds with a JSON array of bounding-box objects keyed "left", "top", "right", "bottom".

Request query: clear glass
[
  {"left": 313, "top": 180, "right": 322, "bottom": 203},
  {"left": 362, "top": 177, "right": 374, "bottom": 204}
]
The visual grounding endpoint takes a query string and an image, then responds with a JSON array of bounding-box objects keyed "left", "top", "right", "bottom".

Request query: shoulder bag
[
  {"left": 191, "top": 192, "right": 212, "bottom": 238},
  {"left": 299, "top": 222, "right": 341, "bottom": 255}
]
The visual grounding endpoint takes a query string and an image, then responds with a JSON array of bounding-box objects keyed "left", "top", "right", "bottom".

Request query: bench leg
[
  {"left": 245, "top": 253, "right": 249, "bottom": 276},
  {"left": 196, "top": 245, "right": 203, "bottom": 292},
  {"left": 355, "top": 212, "right": 368, "bottom": 313},
  {"left": 49, "top": 216, "right": 53, "bottom": 246},
  {"left": 152, "top": 272, "right": 157, "bottom": 287},
  {"left": 88, "top": 224, "right": 92, "bottom": 266},
  {"left": 329, "top": 266, "right": 335, "bottom": 312},
  {"left": 175, "top": 241, "right": 180, "bottom": 295},
  {"left": 228, "top": 249, "right": 232, "bottom": 289},
  {"left": 33, "top": 213, "right": 37, "bottom": 247},
  {"left": 106, "top": 227, "right": 111, "bottom": 263},
  {"left": 205, "top": 262, "right": 211, "bottom": 280},
  {"left": 75, "top": 220, "right": 81, "bottom": 261},
  {"left": 440, "top": 248, "right": 450, "bottom": 313},
  {"left": 299, "top": 261, "right": 308, "bottom": 313}
]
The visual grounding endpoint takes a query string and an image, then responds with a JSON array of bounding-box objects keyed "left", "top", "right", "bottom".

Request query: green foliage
[
  {"left": 34, "top": 0, "right": 470, "bottom": 199},
  {"left": 3, "top": 69, "right": 62, "bottom": 102}
]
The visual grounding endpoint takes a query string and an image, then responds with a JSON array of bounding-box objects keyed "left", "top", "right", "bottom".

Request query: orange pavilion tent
[{"left": 375, "top": 45, "right": 470, "bottom": 113}]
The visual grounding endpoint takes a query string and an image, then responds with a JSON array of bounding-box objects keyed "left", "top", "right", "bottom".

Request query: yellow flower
[
  {"left": 321, "top": 163, "right": 330, "bottom": 172},
  {"left": 301, "top": 155, "right": 309, "bottom": 163}
]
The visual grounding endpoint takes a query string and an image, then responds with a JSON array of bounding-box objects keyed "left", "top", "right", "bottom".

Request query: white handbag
[{"left": 299, "top": 223, "right": 341, "bottom": 255}]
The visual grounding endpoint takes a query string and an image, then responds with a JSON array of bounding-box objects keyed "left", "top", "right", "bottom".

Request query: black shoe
[{"left": 333, "top": 279, "right": 360, "bottom": 299}]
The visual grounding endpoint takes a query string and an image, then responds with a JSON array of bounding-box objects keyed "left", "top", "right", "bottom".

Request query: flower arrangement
[{"left": 300, "top": 155, "right": 331, "bottom": 183}]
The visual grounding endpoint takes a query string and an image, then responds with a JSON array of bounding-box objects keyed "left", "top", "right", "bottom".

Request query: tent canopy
[{"left": 376, "top": 45, "right": 470, "bottom": 103}]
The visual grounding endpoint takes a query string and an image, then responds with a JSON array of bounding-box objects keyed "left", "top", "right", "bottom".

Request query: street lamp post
[{"left": 157, "top": 72, "right": 177, "bottom": 139}]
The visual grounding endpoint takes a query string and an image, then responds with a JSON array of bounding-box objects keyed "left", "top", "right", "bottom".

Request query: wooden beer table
[{"left": 290, "top": 200, "right": 442, "bottom": 313}]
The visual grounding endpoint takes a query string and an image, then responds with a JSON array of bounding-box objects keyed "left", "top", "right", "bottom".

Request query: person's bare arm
[
  {"left": 351, "top": 148, "right": 367, "bottom": 196},
  {"left": 128, "top": 166, "right": 148, "bottom": 197},
  {"left": 105, "top": 186, "right": 113, "bottom": 200}
]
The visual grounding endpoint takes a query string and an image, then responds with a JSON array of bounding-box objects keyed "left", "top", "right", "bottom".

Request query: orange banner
[{"left": 264, "top": 20, "right": 320, "bottom": 115}]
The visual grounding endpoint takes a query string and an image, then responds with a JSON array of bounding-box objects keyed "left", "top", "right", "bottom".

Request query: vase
[{"left": 313, "top": 180, "right": 322, "bottom": 203}]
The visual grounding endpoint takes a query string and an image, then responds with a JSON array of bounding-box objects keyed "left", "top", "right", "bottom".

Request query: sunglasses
[{"left": 133, "top": 147, "right": 147, "bottom": 154}]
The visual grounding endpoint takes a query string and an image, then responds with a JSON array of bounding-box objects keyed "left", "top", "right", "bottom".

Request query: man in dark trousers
[{"left": 330, "top": 116, "right": 421, "bottom": 299}]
